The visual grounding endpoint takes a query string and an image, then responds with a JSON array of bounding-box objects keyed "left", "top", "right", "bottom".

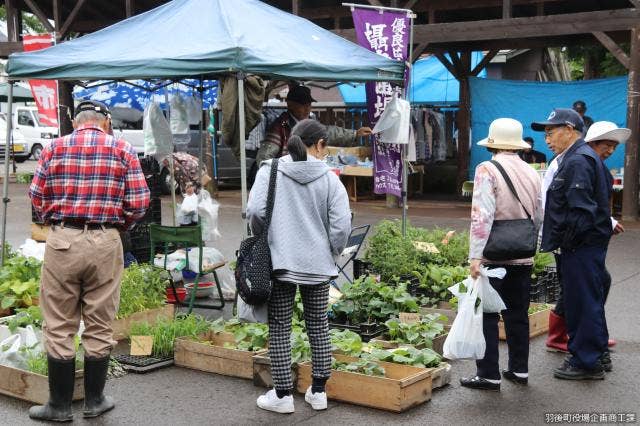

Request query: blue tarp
[
  {"left": 73, "top": 80, "right": 218, "bottom": 110},
  {"left": 339, "top": 52, "right": 486, "bottom": 105},
  {"left": 469, "top": 76, "right": 628, "bottom": 178},
  {"left": 7, "top": 0, "right": 404, "bottom": 83}
]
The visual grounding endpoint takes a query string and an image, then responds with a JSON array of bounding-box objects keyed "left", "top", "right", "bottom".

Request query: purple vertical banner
[{"left": 352, "top": 8, "right": 410, "bottom": 197}]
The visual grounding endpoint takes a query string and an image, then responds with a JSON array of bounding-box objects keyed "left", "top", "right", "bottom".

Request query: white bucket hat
[
  {"left": 584, "top": 121, "right": 631, "bottom": 144},
  {"left": 477, "top": 118, "right": 530, "bottom": 150}
]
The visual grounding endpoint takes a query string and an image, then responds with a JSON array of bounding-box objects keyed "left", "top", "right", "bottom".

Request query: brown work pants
[{"left": 40, "top": 225, "right": 123, "bottom": 360}]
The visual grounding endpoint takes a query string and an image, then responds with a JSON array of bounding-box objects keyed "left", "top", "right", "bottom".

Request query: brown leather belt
[{"left": 52, "top": 221, "right": 118, "bottom": 230}]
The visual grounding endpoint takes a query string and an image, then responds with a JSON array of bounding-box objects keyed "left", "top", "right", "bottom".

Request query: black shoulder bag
[
  {"left": 235, "top": 159, "right": 279, "bottom": 305},
  {"left": 482, "top": 160, "right": 537, "bottom": 262}
]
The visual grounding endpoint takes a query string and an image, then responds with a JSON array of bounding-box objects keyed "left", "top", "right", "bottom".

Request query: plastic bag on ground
[
  {"left": 478, "top": 267, "right": 507, "bottom": 313},
  {"left": 443, "top": 279, "right": 485, "bottom": 360}
]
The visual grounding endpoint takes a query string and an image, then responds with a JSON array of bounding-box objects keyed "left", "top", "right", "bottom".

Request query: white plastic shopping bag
[
  {"left": 443, "top": 279, "right": 486, "bottom": 360},
  {"left": 478, "top": 267, "right": 507, "bottom": 313},
  {"left": 143, "top": 102, "right": 173, "bottom": 157},
  {"left": 0, "top": 334, "right": 25, "bottom": 369},
  {"left": 237, "top": 298, "right": 268, "bottom": 324},
  {"left": 197, "top": 189, "right": 221, "bottom": 243},
  {"left": 170, "top": 95, "right": 190, "bottom": 135}
]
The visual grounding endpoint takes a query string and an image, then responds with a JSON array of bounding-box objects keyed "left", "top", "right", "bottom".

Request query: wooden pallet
[
  {"left": 174, "top": 331, "right": 266, "bottom": 379},
  {"left": 498, "top": 303, "right": 553, "bottom": 340},
  {"left": 112, "top": 304, "right": 175, "bottom": 341},
  {"left": 0, "top": 364, "right": 83, "bottom": 404},
  {"left": 297, "top": 354, "right": 432, "bottom": 413}
]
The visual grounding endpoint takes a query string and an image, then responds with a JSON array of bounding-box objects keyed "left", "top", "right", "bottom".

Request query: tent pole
[
  {"left": 164, "top": 86, "right": 177, "bottom": 227},
  {"left": 238, "top": 73, "right": 249, "bottom": 237},
  {"left": 197, "top": 77, "right": 204, "bottom": 187},
  {"left": 1, "top": 82, "right": 14, "bottom": 265},
  {"left": 401, "top": 11, "right": 415, "bottom": 237}
]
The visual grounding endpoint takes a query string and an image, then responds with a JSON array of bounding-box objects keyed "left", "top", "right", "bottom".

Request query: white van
[
  {"left": 13, "top": 106, "right": 58, "bottom": 160},
  {"left": 0, "top": 114, "right": 29, "bottom": 163}
]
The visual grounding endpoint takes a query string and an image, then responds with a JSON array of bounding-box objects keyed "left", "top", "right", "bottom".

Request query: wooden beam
[
  {"left": 59, "top": 0, "right": 87, "bottom": 39},
  {"left": 126, "top": 0, "right": 135, "bottom": 17},
  {"left": 536, "top": 2, "right": 544, "bottom": 15},
  {"left": 0, "top": 41, "right": 23, "bottom": 58},
  {"left": 471, "top": 49, "right": 499, "bottom": 75},
  {"left": 503, "top": 0, "right": 512, "bottom": 19},
  {"left": 23, "top": 0, "right": 55, "bottom": 33},
  {"left": 433, "top": 52, "right": 459, "bottom": 78},
  {"left": 5, "top": 0, "right": 19, "bottom": 43},
  {"left": 447, "top": 50, "right": 466, "bottom": 75},
  {"left": 411, "top": 42, "right": 429, "bottom": 61},
  {"left": 404, "top": 0, "right": 419, "bottom": 9},
  {"left": 592, "top": 31, "right": 630, "bottom": 69},
  {"left": 630, "top": 0, "right": 640, "bottom": 8},
  {"left": 292, "top": 0, "right": 299, "bottom": 16},
  {"left": 622, "top": 26, "right": 640, "bottom": 220},
  {"left": 53, "top": 0, "right": 61, "bottom": 32},
  {"left": 335, "top": 9, "right": 640, "bottom": 44}
]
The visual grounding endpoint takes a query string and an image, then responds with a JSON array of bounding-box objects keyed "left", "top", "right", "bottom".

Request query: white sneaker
[
  {"left": 256, "top": 389, "right": 295, "bottom": 414},
  {"left": 304, "top": 386, "right": 328, "bottom": 410}
]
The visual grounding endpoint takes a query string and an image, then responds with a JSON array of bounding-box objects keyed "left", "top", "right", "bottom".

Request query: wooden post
[
  {"left": 622, "top": 27, "right": 640, "bottom": 221},
  {"left": 291, "top": 0, "right": 299, "bottom": 15},
  {"left": 57, "top": 82, "right": 74, "bottom": 137},
  {"left": 456, "top": 52, "right": 471, "bottom": 195}
]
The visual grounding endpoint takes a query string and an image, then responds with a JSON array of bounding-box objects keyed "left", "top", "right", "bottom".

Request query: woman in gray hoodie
[{"left": 247, "top": 119, "right": 351, "bottom": 414}]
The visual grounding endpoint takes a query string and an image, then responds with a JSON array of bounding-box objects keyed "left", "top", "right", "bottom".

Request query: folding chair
[
  {"left": 149, "top": 224, "right": 225, "bottom": 313},
  {"left": 335, "top": 224, "right": 370, "bottom": 284}
]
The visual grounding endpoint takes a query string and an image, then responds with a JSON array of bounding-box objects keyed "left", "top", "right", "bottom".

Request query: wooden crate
[
  {"left": 297, "top": 354, "right": 432, "bottom": 413},
  {"left": 112, "top": 304, "right": 175, "bottom": 341},
  {"left": 0, "top": 364, "right": 84, "bottom": 404},
  {"left": 174, "top": 331, "right": 267, "bottom": 379},
  {"left": 252, "top": 353, "right": 298, "bottom": 388},
  {"left": 498, "top": 303, "right": 552, "bottom": 340}
]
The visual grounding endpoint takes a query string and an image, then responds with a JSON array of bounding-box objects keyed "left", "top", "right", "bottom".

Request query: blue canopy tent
[
  {"left": 2, "top": 0, "right": 404, "bottom": 257},
  {"left": 339, "top": 52, "right": 486, "bottom": 105},
  {"left": 469, "top": 76, "right": 629, "bottom": 178}
]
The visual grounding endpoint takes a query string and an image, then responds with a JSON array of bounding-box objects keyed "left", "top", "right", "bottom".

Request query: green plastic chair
[{"left": 149, "top": 224, "right": 225, "bottom": 313}]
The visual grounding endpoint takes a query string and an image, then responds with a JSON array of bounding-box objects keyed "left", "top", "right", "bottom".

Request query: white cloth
[{"left": 372, "top": 96, "right": 411, "bottom": 145}]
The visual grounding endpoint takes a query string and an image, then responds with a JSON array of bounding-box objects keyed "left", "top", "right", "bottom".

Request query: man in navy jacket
[{"left": 532, "top": 108, "right": 611, "bottom": 380}]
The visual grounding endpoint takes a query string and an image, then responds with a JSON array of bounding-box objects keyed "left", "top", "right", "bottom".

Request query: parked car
[
  {"left": 0, "top": 114, "right": 30, "bottom": 163},
  {"left": 12, "top": 106, "right": 58, "bottom": 160}
]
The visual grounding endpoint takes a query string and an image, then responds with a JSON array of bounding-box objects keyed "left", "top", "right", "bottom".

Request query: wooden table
[{"left": 338, "top": 165, "right": 425, "bottom": 202}]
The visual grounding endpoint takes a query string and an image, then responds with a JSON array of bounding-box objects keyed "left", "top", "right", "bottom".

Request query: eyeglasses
[{"left": 544, "top": 127, "right": 564, "bottom": 137}]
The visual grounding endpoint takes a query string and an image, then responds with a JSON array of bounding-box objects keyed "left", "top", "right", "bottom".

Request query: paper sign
[
  {"left": 399, "top": 312, "right": 420, "bottom": 325},
  {"left": 412, "top": 241, "right": 440, "bottom": 254},
  {"left": 130, "top": 336, "right": 153, "bottom": 356}
]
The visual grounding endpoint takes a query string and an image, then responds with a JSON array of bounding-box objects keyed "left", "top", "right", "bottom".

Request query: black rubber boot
[
  {"left": 83, "top": 355, "right": 115, "bottom": 418},
  {"left": 28, "top": 356, "right": 75, "bottom": 422}
]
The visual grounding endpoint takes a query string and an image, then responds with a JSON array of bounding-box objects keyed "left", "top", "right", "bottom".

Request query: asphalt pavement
[{"left": 1, "top": 167, "right": 639, "bottom": 425}]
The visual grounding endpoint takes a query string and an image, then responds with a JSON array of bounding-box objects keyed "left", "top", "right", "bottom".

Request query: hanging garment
[
  {"left": 411, "top": 108, "right": 427, "bottom": 161},
  {"left": 424, "top": 109, "right": 433, "bottom": 161}
]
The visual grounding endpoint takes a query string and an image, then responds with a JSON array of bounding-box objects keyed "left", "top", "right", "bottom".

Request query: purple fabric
[{"left": 352, "top": 8, "right": 410, "bottom": 197}]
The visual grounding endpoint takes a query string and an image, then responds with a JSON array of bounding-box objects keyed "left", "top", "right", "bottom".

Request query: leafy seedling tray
[{"left": 328, "top": 321, "right": 385, "bottom": 342}]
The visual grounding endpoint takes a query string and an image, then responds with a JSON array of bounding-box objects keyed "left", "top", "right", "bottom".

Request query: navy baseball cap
[
  {"left": 75, "top": 100, "right": 111, "bottom": 118},
  {"left": 531, "top": 108, "right": 584, "bottom": 132}
]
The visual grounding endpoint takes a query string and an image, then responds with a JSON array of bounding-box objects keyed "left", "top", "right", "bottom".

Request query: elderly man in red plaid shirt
[{"left": 28, "top": 100, "right": 150, "bottom": 422}]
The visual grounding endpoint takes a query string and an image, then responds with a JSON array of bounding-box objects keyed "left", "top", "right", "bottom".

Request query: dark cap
[
  {"left": 572, "top": 100, "right": 587, "bottom": 111},
  {"left": 286, "top": 85, "right": 316, "bottom": 105},
  {"left": 75, "top": 100, "right": 111, "bottom": 119},
  {"left": 531, "top": 108, "right": 584, "bottom": 132}
]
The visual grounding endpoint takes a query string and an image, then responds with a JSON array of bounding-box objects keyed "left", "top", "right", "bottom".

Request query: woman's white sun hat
[
  {"left": 477, "top": 118, "right": 531, "bottom": 150},
  {"left": 584, "top": 121, "right": 631, "bottom": 144}
]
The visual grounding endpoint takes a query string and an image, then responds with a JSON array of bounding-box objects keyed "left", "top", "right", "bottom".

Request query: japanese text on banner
[{"left": 352, "top": 9, "right": 409, "bottom": 197}]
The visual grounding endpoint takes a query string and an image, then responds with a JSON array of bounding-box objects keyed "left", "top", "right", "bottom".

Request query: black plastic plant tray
[
  {"left": 114, "top": 354, "right": 174, "bottom": 373},
  {"left": 328, "top": 321, "right": 386, "bottom": 342}
]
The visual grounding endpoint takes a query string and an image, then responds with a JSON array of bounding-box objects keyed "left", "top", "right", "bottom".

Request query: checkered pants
[{"left": 268, "top": 281, "right": 331, "bottom": 391}]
